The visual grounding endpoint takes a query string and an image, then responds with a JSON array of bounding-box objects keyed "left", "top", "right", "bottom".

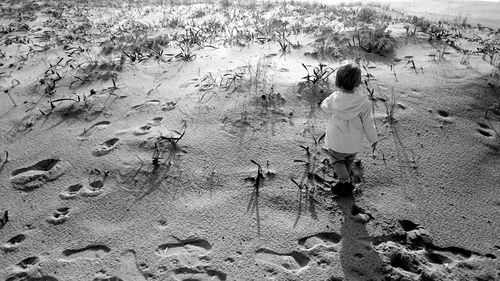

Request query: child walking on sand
[{"left": 320, "top": 63, "right": 378, "bottom": 195}]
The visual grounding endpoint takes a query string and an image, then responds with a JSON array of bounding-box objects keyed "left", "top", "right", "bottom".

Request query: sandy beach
[{"left": 1, "top": 0, "right": 499, "bottom": 280}]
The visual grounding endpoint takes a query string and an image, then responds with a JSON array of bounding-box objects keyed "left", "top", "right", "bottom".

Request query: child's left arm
[{"left": 320, "top": 94, "right": 335, "bottom": 114}]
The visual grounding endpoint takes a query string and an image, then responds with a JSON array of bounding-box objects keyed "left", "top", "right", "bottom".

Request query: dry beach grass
[{"left": 0, "top": 0, "right": 499, "bottom": 280}]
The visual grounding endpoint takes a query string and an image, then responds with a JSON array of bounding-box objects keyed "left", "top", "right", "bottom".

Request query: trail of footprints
[
  {"left": 5, "top": 110, "right": 173, "bottom": 280},
  {"left": 4, "top": 118, "right": 133, "bottom": 278},
  {"left": 88, "top": 116, "right": 166, "bottom": 157},
  {"left": 89, "top": 116, "right": 165, "bottom": 156},
  {"left": 4, "top": 154, "right": 111, "bottom": 278},
  {"left": 435, "top": 109, "right": 496, "bottom": 139},
  {"left": 147, "top": 234, "right": 337, "bottom": 279},
  {"left": 10, "top": 148, "right": 111, "bottom": 197},
  {"left": 7, "top": 136, "right": 497, "bottom": 281},
  {"left": 3, "top": 226, "right": 497, "bottom": 280},
  {"left": 252, "top": 223, "right": 498, "bottom": 280},
  {"left": 9, "top": 115, "right": 164, "bottom": 188},
  {"left": 4, "top": 245, "right": 112, "bottom": 281},
  {"left": 68, "top": 116, "right": 167, "bottom": 199},
  {"left": 148, "top": 233, "right": 342, "bottom": 280},
  {"left": 254, "top": 232, "right": 341, "bottom": 275}
]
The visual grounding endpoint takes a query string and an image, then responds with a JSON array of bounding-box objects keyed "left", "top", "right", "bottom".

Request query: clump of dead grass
[
  {"left": 356, "top": 22, "right": 395, "bottom": 53},
  {"left": 70, "top": 55, "right": 124, "bottom": 89}
]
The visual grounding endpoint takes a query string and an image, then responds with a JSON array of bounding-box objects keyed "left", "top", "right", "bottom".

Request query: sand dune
[{"left": 1, "top": 0, "right": 499, "bottom": 280}]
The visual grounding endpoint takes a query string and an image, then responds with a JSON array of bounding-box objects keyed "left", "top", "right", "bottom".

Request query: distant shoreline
[
  {"left": 388, "top": 0, "right": 500, "bottom": 28},
  {"left": 288, "top": 0, "right": 500, "bottom": 28}
]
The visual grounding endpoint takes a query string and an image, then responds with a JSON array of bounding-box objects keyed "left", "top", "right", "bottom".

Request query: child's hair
[{"left": 335, "top": 63, "right": 361, "bottom": 91}]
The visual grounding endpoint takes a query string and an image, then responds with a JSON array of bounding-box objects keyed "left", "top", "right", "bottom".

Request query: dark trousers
[{"left": 328, "top": 149, "right": 357, "bottom": 183}]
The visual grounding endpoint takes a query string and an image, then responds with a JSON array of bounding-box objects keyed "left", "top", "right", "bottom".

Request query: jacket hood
[{"left": 329, "top": 89, "right": 368, "bottom": 120}]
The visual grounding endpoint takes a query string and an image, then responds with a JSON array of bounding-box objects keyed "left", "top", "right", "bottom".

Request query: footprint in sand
[
  {"left": 61, "top": 245, "right": 111, "bottom": 261},
  {"left": 478, "top": 122, "right": 490, "bottom": 129},
  {"left": 5, "top": 256, "right": 41, "bottom": 281},
  {"left": 155, "top": 238, "right": 227, "bottom": 280},
  {"left": 376, "top": 241, "right": 498, "bottom": 281},
  {"left": 60, "top": 181, "right": 105, "bottom": 199},
  {"left": 376, "top": 219, "right": 498, "bottom": 281},
  {"left": 148, "top": 117, "right": 163, "bottom": 126},
  {"left": 255, "top": 248, "right": 310, "bottom": 272},
  {"left": 156, "top": 238, "right": 211, "bottom": 266},
  {"left": 477, "top": 129, "right": 493, "bottom": 137},
  {"left": 132, "top": 125, "right": 153, "bottom": 136},
  {"left": 16, "top": 256, "right": 39, "bottom": 268},
  {"left": 437, "top": 110, "right": 449, "bottom": 117},
  {"left": 399, "top": 219, "right": 432, "bottom": 245},
  {"left": 1, "top": 233, "right": 26, "bottom": 252},
  {"left": 93, "top": 273, "right": 124, "bottom": 281},
  {"left": 172, "top": 267, "right": 227, "bottom": 281},
  {"left": 11, "top": 158, "right": 69, "bottom": 191},
  {"left": 477, "top": 123, "right": 494, "bottom": 138},
  {"left": 162, "top": 101, "right": 177, "bottom": 111},
  {"left": 130, "top": 99, "right": 161, "bottom": 110},
  {"left": 298, "top": 232, "right": 342, "bottom": 250},
  {"left": 131, "top": 117, "right": 164, "bottom": 136},
  {"left": 154, "top": 219, "right": 169, "bottom": 230},
  {"left": 59, "top": 183, "right": 83, "bottom": 199},
  {"left": 436, "top": 110, "right": 454, "bottom": 123},
  {"left": 47, "top": 207, "right": 70, "bottom": 225},
  {"left": 21, "top": 276, "right": 59, "bottom": 281},
  {"left": 77, "top": 121, "right": 111, "bottom": 140},
  {"left": 80, "top": 179, "right": 105, "bottom": 197},
  {"left": 351, "top": 205, "right": 374, "bottom": 224},
  {"left": 92, "top": 138, "right": 120, "bottom": 156},
  {"left": 118, "top": 250, "right": 150, "bottom": 281}
]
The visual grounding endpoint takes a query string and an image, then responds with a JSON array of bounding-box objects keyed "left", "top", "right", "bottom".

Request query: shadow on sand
[
  {"left": 246, "top": 183, "right": 261, "bottom": 237},
  {"left": 336, "top": 194, "right": 384, "bottom": 281}
]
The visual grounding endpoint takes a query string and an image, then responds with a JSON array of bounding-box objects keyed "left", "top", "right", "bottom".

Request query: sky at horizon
[{"left": 289, "top": 0, "right": 500, "bottom": 3}]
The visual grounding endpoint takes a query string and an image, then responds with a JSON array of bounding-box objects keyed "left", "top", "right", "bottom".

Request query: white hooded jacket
[{"left": 320, "top": 89, "right": 378, "bottom": 154}]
